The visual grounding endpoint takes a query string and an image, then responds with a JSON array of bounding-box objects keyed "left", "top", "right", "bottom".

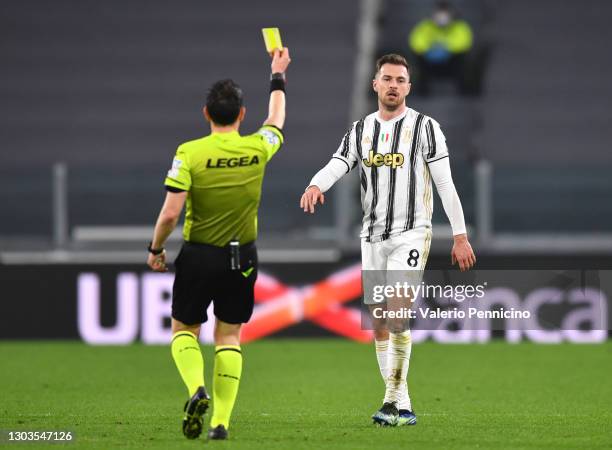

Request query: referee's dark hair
[
  {"left": 206, "top": 79, "right": 244, "bottom": 125},
  {"left": 375, "top": 54, "right": 411, "bottom": 77}
]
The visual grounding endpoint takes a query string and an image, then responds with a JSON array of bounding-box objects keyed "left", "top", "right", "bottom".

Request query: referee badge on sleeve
[
  {"left": 259, "top": 129, "right": 280, "bottom": 146},
  {"left": 167, "top": 158, "right": 182, "bottom": 178}
]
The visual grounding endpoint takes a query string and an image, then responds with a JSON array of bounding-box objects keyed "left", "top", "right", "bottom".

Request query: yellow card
[{"left": 262, "top": 28, "right": 283, "bottom": 53}]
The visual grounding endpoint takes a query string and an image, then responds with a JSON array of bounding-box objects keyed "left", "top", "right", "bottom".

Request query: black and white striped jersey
[{"left": 331, "top": 107, "right": 450, "bottom": 243}]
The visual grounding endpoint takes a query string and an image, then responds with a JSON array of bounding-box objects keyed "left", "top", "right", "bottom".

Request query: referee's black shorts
[{"left": 171, "top": 240, "right": 257, "bottom": 325}]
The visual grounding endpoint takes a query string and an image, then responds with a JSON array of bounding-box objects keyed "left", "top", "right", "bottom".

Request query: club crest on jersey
[
  {"left": 362, "top": 150, "right": 404, "bottom": 169},
  {"left": 401, "top": 128, "right": 412, "bottom": 143}
]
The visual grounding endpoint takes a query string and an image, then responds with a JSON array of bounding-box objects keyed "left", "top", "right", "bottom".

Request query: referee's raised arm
[{"left": 263, "top": 48, "right": 291, "bottom": 129}]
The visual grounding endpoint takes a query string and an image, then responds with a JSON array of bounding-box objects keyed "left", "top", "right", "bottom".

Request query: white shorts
[{"left": 361, "top": 228, "right": 432, "bottom": 271}]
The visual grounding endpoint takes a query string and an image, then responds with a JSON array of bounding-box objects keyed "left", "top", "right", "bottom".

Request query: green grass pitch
[{"left": 1, "top": 340, "right": 611, "bottom": 449}]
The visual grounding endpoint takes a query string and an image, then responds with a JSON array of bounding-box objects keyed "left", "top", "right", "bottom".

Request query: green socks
[
  {"left": 171, "top": 331, "right": 204, "bottom": 397},
  {"left": 211, "top": 345, "right": 243, "bottom": 429}
]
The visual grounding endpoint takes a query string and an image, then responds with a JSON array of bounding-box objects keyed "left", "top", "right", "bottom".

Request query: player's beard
[{"left": 379, "top": 92, "right": 405, "bottom": 111}]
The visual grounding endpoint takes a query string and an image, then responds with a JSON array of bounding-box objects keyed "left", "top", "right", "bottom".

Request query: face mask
[{"left": 433, "top": 11, "right": 452, "bottom": 26}]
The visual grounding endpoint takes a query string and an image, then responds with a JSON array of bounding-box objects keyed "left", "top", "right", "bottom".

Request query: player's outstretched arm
[
  {"left": 301, "top": 121, "right": 359, "bottom": 214},
  {"left": 263, "top": 47, "right": 291, "bottom": 129},
  {"left": 300, "top": 185, "right": 325, "bottom": 214},
  {"left": 429, "top": 157, "right": 476, "bottom": 271},
  {"left": 300, "top": 156, "right": 352, "bottom": 214}
]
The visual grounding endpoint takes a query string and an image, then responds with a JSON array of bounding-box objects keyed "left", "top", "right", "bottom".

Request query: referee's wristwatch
[{"left": 147, "top": 242, "right": 164, "bottom": 255}]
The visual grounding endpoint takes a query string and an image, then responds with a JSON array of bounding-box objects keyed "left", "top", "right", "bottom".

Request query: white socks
[
  {"left": 375, "top": 339, "right": 389, "bottom": 381},
  {"left": 376, "top": 330, "right": 412, "bottom": 411}
]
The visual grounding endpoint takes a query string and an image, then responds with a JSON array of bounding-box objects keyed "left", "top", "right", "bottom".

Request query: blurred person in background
[
  {"left": 146, "top": 48, "right": 291, "bottom": 441},
  {"left": 409, "top": 1, "right": 481, "bottom": 95}
]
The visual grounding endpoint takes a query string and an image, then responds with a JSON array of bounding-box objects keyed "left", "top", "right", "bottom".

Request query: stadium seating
[
  {"left": 0, "top": 0, "right": 358, "bottom": 236},
  {"left": 478, "top": 0, "right": 612, "bottom": 231}
]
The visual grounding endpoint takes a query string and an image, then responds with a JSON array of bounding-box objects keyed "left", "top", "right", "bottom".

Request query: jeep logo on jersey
[
  {"left": 362, "top": 150, "right": 404, "bottom": 169},
  {"left": 206, "top": 155, "right": 260, "bottom": 168}
]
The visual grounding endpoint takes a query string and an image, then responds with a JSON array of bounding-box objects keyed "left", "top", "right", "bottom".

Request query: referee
[{"left": 146, "top": 48, "right": 291, "bottom": 441}]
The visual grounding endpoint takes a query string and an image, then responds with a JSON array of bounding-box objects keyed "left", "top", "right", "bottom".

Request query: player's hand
[
  {"left": 451, "top": 234, "right": 476, "bottom": 272},
  {"left": 300, "top": 185, "right": 324, "bottom": 214},
  {"left": 147, "top": 250, "right": 168, "bottom": 272},
  {"left": 271, "top": 47, "right": 291, "bottom": 74}
]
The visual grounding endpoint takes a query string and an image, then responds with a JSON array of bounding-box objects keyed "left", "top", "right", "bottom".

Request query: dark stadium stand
[
  {"left": 478, "top": 0, "right": 612, "bottom": 231},
  {"left": 0, "top": 0, "right": 358, "bottom": 236}
]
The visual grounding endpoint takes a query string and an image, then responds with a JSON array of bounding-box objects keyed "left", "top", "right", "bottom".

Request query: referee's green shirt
[{"left": 164, "top": 125, "right": 283, "bottom": 247}]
